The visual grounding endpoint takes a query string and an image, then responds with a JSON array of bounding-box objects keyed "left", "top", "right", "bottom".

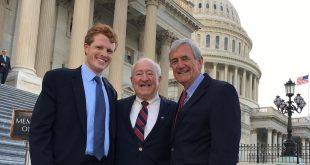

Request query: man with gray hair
[
  {"left": 169, "top": 38, "right": 241, "bottom": 165},
  {"left": 115, "top": 57, "right": 177, "bottom": 165},
  {"left": 0, "top": 49, "right": 11, "bottom": 84}
]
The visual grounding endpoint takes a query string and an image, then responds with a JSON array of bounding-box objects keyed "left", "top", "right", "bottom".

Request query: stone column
[
  {"left": 272, "top": 131, "right": 278, "bottom": 156},
  {"left": 158, "top": 30, "right": 175, "bottom": 97},
  {"left": 143, "top": 0, "right": 159, "bottom": 60},
  {"left": 306, "top": 140, "right": 309, "bottom": 158},
  {"left": 267, "top": 128, "right": 273, "bottom": 147},
  {"left": 250, "top": 129, "right": 257, "bottom": 145},
  {"left": 242, "top": 70, "right": 246, "bottom": 97},
  {"left": 249, "top": 73, "right": 253, "bottom": 100},
  {"left": 278, "top": 132, "right": 282, "bottom": 156},
  {"left": 68, "top": 0, "right": 92, "bottom": 68},
  {"left": 234, "top": 67, "right": 238, "bottom": 94},
  {"left": 302, "top": 137, "right": 306, "bottom": 157},
  {"left": 35, "top": 0, "right": 57, "bottom": 78},
  {"left": 136, "top": 17, "right": 145, "bottom": 58},
  {"left": 212, "top": 63, "right": 217, "bottom": 79},
  {"left": 253, "top": 76, "right": 258, "bottom": 101},
  {"left": 201, "top": 61, "right": 205, "bottom": 73},
  {"left": 224, "top": 64, "right": 228, "bottom": 82},
  {"left": 108, "top": 0, "right": 128, "bottom": 98},
  {"left": 8, "top": 0, "right": 42, "bottom": 94},
  {"left": 278, "top": 132, "right": 283, "bottom": 146}
]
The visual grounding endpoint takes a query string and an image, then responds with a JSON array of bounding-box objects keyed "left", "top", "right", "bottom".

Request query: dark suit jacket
[
  {"left": 171, "top": 73, "right": 241, "bottom": 165},
  {"left": 0, "top": 55, "right": 11, "bottom": 74},
  {"left": 29, "top": 67, "right": 117, "bottom": 165},
  {"left": 115, "top": 95, "right": 177, "bottom": 165},
  {"left": 0, "top": 55, "right": 11, "bottom": 83}
]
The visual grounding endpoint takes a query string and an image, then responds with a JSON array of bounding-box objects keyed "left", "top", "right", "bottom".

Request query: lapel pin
[{"left": 161, "top": 116, "right": 164, "bottom": 120}]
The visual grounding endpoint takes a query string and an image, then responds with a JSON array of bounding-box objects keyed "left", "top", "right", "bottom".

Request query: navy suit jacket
[
  {"left": 0, "top": 55, "right": 11, "bottom": 74},
  {"left": 171, "top": 74, "right": 241, "bottom": 165},
  {"left": 115, "top": 95, "right": 177, "bottom": 165},
  {"left": 29, "top": 67, "right": 117, "bottom": 165}
]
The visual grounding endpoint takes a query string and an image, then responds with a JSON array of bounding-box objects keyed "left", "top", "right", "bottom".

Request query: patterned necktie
[
  {"left": 134, "top": 101, "right": 149, "bottom": 143},
  {"left": 174, "top": 91, "right": 187, "bottom": 125},
  {"left": 93, "top": 76, "right": 106, "bottom": 160}
]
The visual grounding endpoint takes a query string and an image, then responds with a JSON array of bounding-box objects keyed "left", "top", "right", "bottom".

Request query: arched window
[
  {"left": 214, "top": 4, "right": 217, "bottom": 10},
  {"left": 199, "top": 3, "right": 202, "bottom": 8},
  {"left": 232, "top": 40, "right": 235, "bottom": 52},
  {"left": 224, "top": 37, "right": 228, "bottom": 50},
  {"left": 206, "top": 3, "right": 209, "bottom": 8},
  {"left": 239, "top": 42, "right": 241, "bottom": 54},
  {"left": 206, "top": 35, "right": 210, "bottom": 48},
  {"left": 220, "top": 5, "right": 223, "bottom": 11},
  {"left": 215, "top": 36, "right": 220, "bottom": 49}
]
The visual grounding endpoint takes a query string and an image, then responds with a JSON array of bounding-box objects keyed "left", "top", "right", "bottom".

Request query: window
[
  {"left": 199, "top": 3, "right": 202, "bottom": 8},
  {"left": 214, "top": 4, "right": 217, "bottom": 10},
  {"left": 206, "top": 35, "right": 210, "bottom": 48},
  {"left": 239, "top": 42, "right": 241, "bottom": 54},
  {"left": 196, "top": 34, "right": 201, "bottom": 46},
  {"left": 224, "top": 37, "right": 228, "bottom": 50},
  {"left": 125, "top": 47, "right": 134, "bottom": 65},
  {"left": 232, "top": 40, "right": 235, "bottom": 52},
  {"left": 220, "top": 5, "right": 223, "bottom": 11},
  {"left": 206, "top": 3, "right": 209, "bottom": 8},
  {"left": 215, "top": 36, "right": 220, "bottom": 49}
]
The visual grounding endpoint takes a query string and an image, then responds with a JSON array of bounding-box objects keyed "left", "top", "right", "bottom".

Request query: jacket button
[
  {"left": 139, "top": 147, "right": 143, "bottom": 151},
  {"left": 171, "top": 148, "right": 174, "bottom": 152}
]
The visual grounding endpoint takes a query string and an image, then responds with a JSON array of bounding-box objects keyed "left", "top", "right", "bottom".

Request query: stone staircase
[{"left": 0, "top": 84, "right": 38, "bottom": 165}]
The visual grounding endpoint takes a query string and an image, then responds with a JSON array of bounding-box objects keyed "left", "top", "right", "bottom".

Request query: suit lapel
[
  {"left": 144, "top": 97, "right": 170, "bottom": 144},
  {"left": 71, "top": 67, "right": 87, "bottom": 135},
  {"left": 174, "top": 74, "right": 211, "bottom": 129},
  {"left": 123, "top": 96, "right": 141, "bottom": 143}
]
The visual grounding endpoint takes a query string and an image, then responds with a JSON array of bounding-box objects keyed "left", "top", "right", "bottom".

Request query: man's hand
[{"left": 1, "top": 63, "right": 5, "bottom": 67}]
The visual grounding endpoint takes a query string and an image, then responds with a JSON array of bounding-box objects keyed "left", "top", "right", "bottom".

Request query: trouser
[{"left": 0, "top": 72, "right": 3, "bottom": 84}]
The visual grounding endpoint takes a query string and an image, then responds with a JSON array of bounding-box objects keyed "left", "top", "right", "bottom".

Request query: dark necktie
[
  {"left": 134, "top": 101, "right": 149, "bottom": 143},
  {"left": 174, "top": 91, "right": 187, "bottom": 125},
  {"left": 93, "top": 76, "right": 106, "bottom": 160}
]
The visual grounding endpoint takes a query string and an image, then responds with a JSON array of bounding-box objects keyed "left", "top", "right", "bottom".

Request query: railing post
[{"left": 257, "top": 144, "right": 259, "bottom": 163}]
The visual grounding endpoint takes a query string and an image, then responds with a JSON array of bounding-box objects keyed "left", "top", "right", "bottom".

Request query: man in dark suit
[
  {"left": 169, "top": 39, "right": 241, "bottom": 165},
  {"left": 29, "top": 23, "right": 118, "bottom": 165},
  {"left": 115, "top": 58, "right": 177, "bottom": 165},
  {"left": 0, "top": 49, "right": 11, "bottom": 84}
]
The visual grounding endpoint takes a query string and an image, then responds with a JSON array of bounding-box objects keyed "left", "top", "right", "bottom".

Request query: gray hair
[
  {"left": 170, "top": 38, "right": 202, "bottom": 60},
  {"left": 131, "top": 57, "right": 161, "bottom": 77}
]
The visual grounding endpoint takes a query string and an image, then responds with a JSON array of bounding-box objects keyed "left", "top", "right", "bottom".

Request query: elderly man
[
  {"left": 115, "top": 58, "right": 177, "bottom": 165},
  {"left": 169, "top": 39, "right": 241, "bottom": 165}
]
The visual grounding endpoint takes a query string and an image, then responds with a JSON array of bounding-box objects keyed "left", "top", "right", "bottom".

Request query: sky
[{"left": 229, "top": 0, "right": 310, "bottom": 117}]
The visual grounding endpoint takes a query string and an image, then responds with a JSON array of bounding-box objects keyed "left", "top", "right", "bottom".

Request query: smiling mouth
[{"left": 140, "top": 84, "right": 151, "bottom": 87}]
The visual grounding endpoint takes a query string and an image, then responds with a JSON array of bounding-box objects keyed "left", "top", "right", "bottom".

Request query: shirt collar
[
  {"left": 135, "top": 93, "right": 160, "bottom": 105},
  {"left": 186, "top": 73, "right": 204, "bottom": 98},
  {"left": 81, "top": 64, "right": 103, "bottom": 82}
]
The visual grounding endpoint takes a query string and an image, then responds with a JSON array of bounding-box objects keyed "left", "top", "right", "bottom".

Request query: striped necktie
[{"left": 134, "top": 101, "right": 149, "bottom": 143}]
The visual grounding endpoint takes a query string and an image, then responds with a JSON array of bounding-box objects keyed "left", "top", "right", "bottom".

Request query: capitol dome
[{"left": 192, "top": 0, "right": 241, "bottom": 26}]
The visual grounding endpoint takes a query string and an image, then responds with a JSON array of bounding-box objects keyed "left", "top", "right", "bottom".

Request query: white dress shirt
[{"left": 130, "top": 94, "right": 160, "bottom": 139}]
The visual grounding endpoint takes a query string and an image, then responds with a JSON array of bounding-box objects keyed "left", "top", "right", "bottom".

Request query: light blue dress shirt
[
  {"left": 184, "top": 73, "right": 204, "bottom": 104},
  {"left": 81, "top": 64, "right": 110, "bottom": 156}
]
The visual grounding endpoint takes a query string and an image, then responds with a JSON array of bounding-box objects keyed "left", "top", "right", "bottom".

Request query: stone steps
[{"left": 0, "top": 84, "right": 38, "bottom": 164}]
